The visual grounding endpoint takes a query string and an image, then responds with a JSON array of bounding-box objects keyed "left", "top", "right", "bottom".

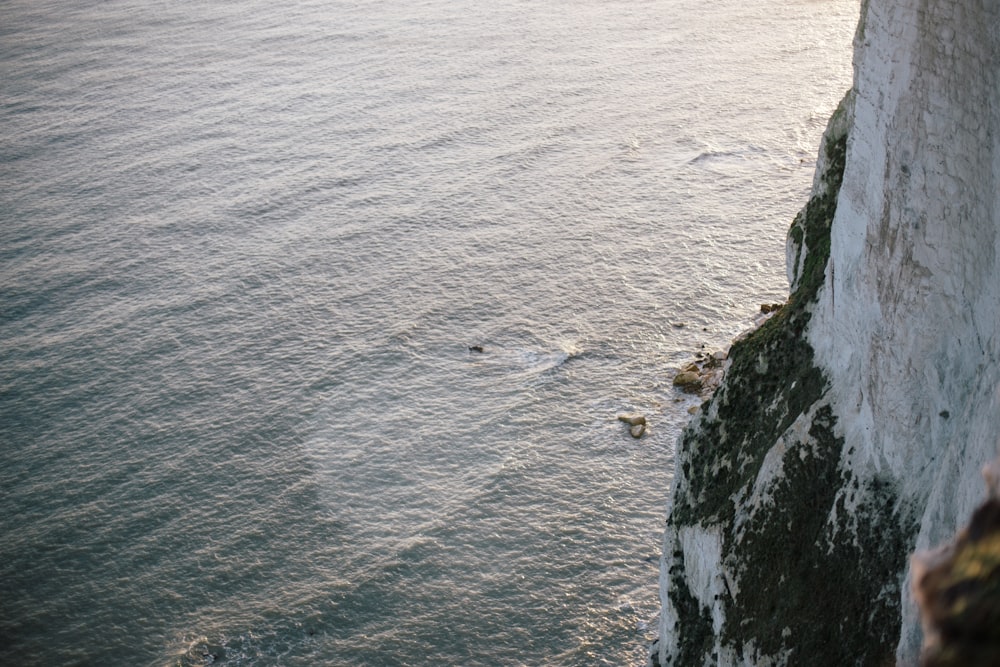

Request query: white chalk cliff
[{"left": 656, "top": 0, "right": 1000, "bottom": 665}]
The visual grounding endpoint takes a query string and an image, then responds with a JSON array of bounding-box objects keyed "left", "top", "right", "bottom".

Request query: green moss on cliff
[
  {"left": 724, "top": 407, "right": 912, "bottom": 664},
  {"left": 663, "top": 125, "right": 915, "bottom": 665},
  {"left": 667, "top": 547, "right": 716, "bottom": 665},
  {"left": 671, "top": 131, "right": 845, "bottom": 528}
]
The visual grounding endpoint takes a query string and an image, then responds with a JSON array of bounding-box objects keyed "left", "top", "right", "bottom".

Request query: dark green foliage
[
  {"left": 722, "top": 408, "right": 912, "bottom": 665},
  {"left": 789, "top": 131, "right": 846, "bottom": 305},
  {"left": 667, "top": 549, "right": 716, "bottom": 666},
  {"left": 670, "top": 133, "right": 846, "bottom": 527},
  {"left": 663, "top": 128, "right": 915, "bottom": 665}
]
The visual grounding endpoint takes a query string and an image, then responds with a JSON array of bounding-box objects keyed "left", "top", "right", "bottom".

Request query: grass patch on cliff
[
  {"left": 672, "top": 132, "right": 845, "bottom": 527},
  {"left": 664, "top": 128, "right": 915, "bottom": 665},
  {"left": 666, "top": 547, "right": 716, "bottom": 665}
]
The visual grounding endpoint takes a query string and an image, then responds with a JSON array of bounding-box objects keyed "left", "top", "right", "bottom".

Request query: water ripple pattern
[{"left": 0, "top": 0, "right": 857, "bottom": 665}]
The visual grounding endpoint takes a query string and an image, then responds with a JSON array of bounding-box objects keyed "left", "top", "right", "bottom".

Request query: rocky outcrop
[
  {"left": 656, "top": 0, "right": 1000, "bottom": 664},
  {"left": 673, "top": 349, "right": 729, "bottom": 398}
]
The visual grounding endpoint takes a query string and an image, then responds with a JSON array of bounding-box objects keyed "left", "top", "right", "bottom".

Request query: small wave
[
  {"left": 469, "top": 341, "right": 584, "bottom": 375},
  {"left": 688, "top": 149, "right": 741, "bottom": 164},
  {"left": 515, "top": 349, "right": 570, "bottom": 373},
  {"left": 687, "top": 144, "right": 770, "bottom": 166}
]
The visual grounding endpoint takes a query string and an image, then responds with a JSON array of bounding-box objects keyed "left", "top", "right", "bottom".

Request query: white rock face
[
  {"left": 811, "top": 0, "right": 1000, "bottom": 660},
  {"left": 657, "top": 0, "right": 1000, "bottom": 664}
]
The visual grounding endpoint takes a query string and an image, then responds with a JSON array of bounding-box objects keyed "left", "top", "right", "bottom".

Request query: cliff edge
[{"left": 656, "top": 0, "right": 1000, "bottom": 664}]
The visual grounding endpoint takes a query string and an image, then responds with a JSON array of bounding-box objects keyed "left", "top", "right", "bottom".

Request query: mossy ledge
[{"left": 657, "top": 94, "right": 916, "bottom": 666}]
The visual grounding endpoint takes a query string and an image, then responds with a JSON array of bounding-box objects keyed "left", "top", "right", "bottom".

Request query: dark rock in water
[
  {"left": 189, "top": 642, "right": 226, "bottom": 665},
  {"left": 468, "top": 345, "right": 484, "bottom": 353},
  {"left": 630, "top": 423, "right": 646, "bottom": 438},
  {"left": 760, "top": 302, "right": 785, "bottom": 314},
  {"left": 618, "top": 413, "right": 646, "bottom": 426}
]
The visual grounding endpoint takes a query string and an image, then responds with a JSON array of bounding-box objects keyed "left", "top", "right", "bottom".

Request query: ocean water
[{"left": 0, "top": 0, "right": 856, "bottom": 665}]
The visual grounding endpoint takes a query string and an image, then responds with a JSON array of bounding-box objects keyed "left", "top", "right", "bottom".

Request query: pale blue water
[{"left": 0, "top": 0, "right": 856, "bottom": 664}]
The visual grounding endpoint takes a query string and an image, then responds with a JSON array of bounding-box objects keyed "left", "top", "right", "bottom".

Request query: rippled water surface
[{"left": 1, "top": 0, "right": 856, "bottom": 664}]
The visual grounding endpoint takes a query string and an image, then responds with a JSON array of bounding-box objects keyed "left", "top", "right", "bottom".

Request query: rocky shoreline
[{"left": 670, "top": 303, "right": 786, "bottom": 402}]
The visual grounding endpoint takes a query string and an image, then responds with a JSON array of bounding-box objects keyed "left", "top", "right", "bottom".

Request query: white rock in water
[{"left": 617, "top": 413, "right": 646, "bottom": 426}]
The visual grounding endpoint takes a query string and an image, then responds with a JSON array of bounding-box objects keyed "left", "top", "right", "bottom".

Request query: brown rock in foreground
[{"left": 912, "top": 460, "right": 1000, "bottom": 667}]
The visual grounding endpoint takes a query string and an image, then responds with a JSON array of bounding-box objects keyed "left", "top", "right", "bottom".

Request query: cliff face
[{"left": 657, "top": 1, "right": 1000, "bottom": 664}]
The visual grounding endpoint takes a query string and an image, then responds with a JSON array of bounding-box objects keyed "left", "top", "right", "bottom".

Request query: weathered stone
[{"left": 630, "top": 423, "right": 646, "bottom": 439}]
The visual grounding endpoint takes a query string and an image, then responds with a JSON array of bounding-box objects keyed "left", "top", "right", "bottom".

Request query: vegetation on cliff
[{"left": 659, "top": 97, "right": 917, "bottom": 665}]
